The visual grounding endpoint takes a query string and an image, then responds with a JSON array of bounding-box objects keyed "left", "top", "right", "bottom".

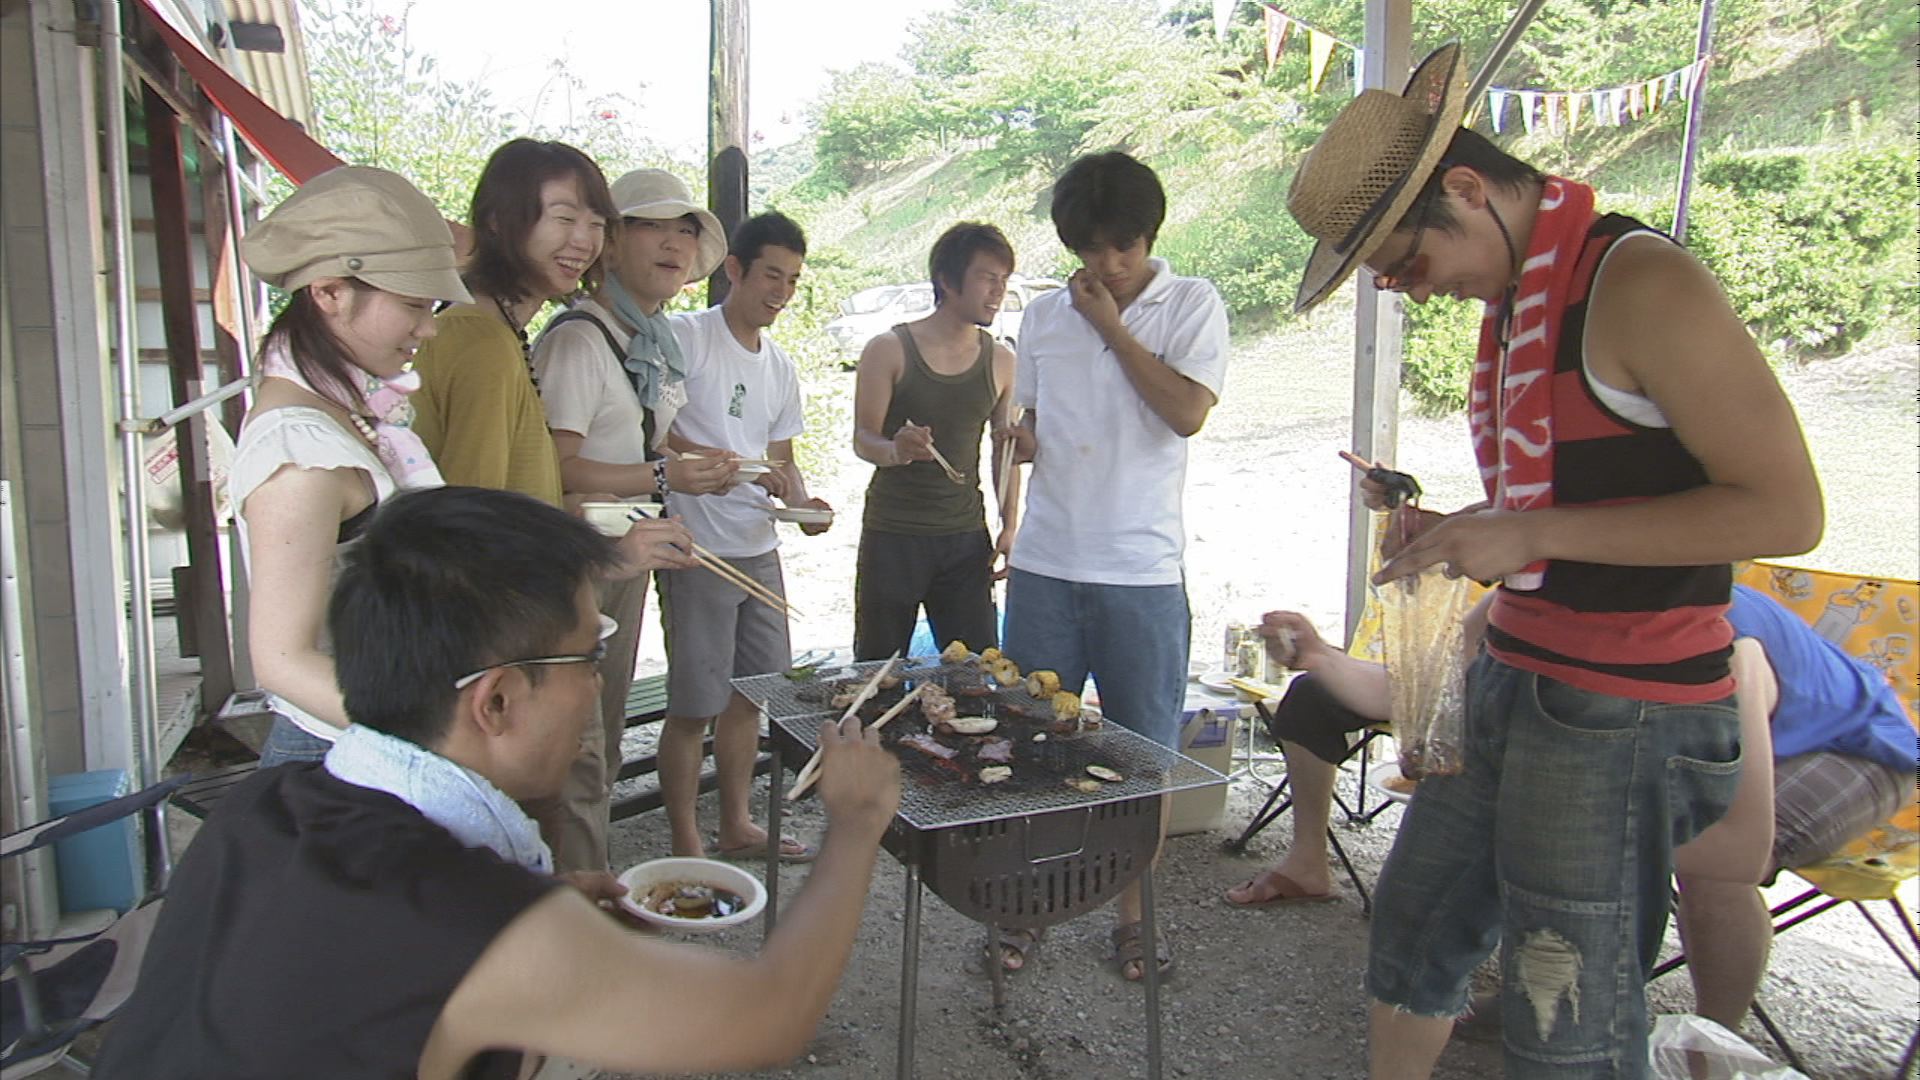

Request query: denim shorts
[
  {"left": 258, "top": 714, "right": 334, "bottom": 769},
  {"left": 1002, "top": 568, "right": 1189, "bottom": 747},
  {"left": 1366, "top": 654, "right": 1741, "bottom": 1079}
]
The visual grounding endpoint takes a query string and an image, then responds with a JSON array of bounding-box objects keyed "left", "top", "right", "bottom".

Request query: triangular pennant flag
[
  {"left": 1263, "top": 7, "right": 1291, "bottom": 68},
  {"left": 1590, "top": 90, "right": 1609, "bottom": 125},
  {"left": 1488, "top": 89, "right": 1510, "bottom": 133},
  {"left": 1544, "top": 93, "right": 1562, "bottom": 135},
  {"left": 1645, "top": 77, "right": 1664, "bottom": 110},
  {"left": 1565, "top": 90, "right": 1583, "bottom": 132},
  {"left": 1212, "top": 0, "right": 1236, "bottom": 41},
  {"left": 1627, "top": 83, "right": 1643, "bottom": 119},
  {"left": 1352, "top": 46, "right": 1364, "bottom": 94},
  {"left": 1307, "top": 29, "right": 1335, "bottom": 93},
  {"left": 1612, "top": 88, "right": 1628, "bottom": 124},
  {"left": 1517, "top": 90, "right": 1538, "bottom": 135}
]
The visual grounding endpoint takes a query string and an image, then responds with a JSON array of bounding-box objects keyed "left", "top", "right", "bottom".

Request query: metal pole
[
  {"left": 896, "top": 861, "right": 922, "bottom": 1080},
  {"left": 101, "top": 0, "right": 170, "bottom": 890},
  {"left": 124, "top": 375, "right": 252, "bottom": 436},
  {"left": 1672, "top": 0, "right": 1718, "bottom": 244},
  {"left": 1140, "top": 867, "right": 1163, "bottom": 1080},
  {"left": 1463, "top": 0, "right": 1551, "bottom": 124}
]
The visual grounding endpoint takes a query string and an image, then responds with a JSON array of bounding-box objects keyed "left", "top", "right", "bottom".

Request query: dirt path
[{"left": 605, "top": 321, "right": 1916, "bottom": 1079}]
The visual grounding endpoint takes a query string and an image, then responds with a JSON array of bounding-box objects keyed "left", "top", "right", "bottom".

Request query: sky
[{"left": 379, "top": 0, "right": 958, "bottom": 157}]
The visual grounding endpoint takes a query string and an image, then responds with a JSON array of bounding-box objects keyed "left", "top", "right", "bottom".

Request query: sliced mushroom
[
  {"left": 1065, "top": 777, "right": 1103, "bottom": 794},
  {"left": 978, "top": 765, "right": 1013, "bottom": 784},
  {"left": 943, "top": 715, "right": 998, "bottom": 736},
  {"left": 1086, "top": 765, "right": 1124, "bottom": 784}
]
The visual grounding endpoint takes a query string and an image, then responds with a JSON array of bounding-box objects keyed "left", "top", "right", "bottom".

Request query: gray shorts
[
  {"left": 1771, "top": 751, "right": 1912, "bottom": 870},
  {"left": 658, "top": 550, "right": 791, "bottom": 719}
]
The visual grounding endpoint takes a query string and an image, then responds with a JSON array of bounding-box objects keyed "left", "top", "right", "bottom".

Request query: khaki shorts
[{"left": 658, "top": 550, "right": 791, "bottom": 718}]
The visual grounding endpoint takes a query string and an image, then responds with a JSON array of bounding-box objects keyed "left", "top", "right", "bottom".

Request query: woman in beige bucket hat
[
  {"left": 1284, "top": 43, "right": 1822, "bottom": 1080},
  {"left": 233, "top": 164, "right": 473, "bottom": 767}
]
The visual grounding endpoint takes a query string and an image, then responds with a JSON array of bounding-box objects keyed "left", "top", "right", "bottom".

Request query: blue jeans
[
  {"left": 1002, "top": 568, "right": 1189, "bottom": 747},
  {"left": 258, "top": 714, "right": 334, "bottom": 769},
  {"left": 1366, "top": 654, "right": 1741, "bottom": 1079}
]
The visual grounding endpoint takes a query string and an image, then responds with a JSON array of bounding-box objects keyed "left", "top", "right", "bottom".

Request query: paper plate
[
  {"left": 1197, "top": 670, "right": 1237, "bottom": 695},
  {"left": 580, "top": 499, "right": 657, "bottom": 537},
  {"left": 1365, "top": 761, "right": 1419, "bottom": 805},
  {"left": 616, "top": 857, "right": 767, "bottom": 933},
  {"left": 770, "top": 505, "right": 835, "bottom": 526}
]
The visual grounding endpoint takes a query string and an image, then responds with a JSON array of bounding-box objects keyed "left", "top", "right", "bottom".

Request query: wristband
[{"left": 653, "top": 458, "right": 670, "bottom": 500}]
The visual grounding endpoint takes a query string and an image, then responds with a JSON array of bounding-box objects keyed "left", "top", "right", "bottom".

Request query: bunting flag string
[
  {"left": 1481, "top": 57, "right": 1708, "bottom": 137},
  {"left": 1254, "top": 4, "right": 1361, "bottom": 96}
]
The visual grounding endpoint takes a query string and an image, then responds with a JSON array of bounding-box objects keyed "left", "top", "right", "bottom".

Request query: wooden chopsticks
[
  {"left": 903, "top": 419, "right": 966, "bottom": 485},
  {"left": 788, "top": 654, "right": 902, "bottom": 800},
  {"left": 788, "top": 678, "right": 921, "bottom": 801},
  {"left": 625, "top": 506, "right": 801, "bottom": 619},
  {"left": 994, "top": 405, "right": 1024, "bottom": 521}
]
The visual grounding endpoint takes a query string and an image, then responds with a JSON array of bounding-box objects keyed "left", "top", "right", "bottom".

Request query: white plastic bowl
[
  {"left": 616, "top": 857, "right": 767, "bottom": 933},
  {"left": 580, "top": 499, "right": 655, "bottom": 537}
]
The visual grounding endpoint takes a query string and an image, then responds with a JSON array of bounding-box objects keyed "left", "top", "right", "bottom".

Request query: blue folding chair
[{"left": 2, "top": 775, "right": 184, "bottom": 1078}]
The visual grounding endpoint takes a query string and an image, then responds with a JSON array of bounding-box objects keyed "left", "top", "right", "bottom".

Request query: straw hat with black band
[{"left": 1286, "top": 42, "right": 1467, "bottom": 314}]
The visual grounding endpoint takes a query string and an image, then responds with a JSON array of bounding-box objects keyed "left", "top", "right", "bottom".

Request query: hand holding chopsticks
[
  {"left": 626, "top": 506, "right": 800, "bottom": 619},
  {"left": 788, "top": 654, "right": 900, "bottom": 800},
  {"left": 903, "top": 419, "right": 966, "bottom": 485},
  {"left": 789, "top": 680, "right": 922, "bottom": 801}
]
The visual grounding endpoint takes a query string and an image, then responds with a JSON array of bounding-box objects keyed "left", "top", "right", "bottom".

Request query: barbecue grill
[{"left": 736, "top": 660, "right": 1227, "bottom": 1080}]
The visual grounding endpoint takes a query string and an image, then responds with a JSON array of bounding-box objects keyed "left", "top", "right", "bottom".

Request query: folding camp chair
[
  {"left": 1650, "top": 561, "right": 1920, "bottom": 1077},
  {"left": 2, "top": 775, "right": 185, "bottom": 1078}
]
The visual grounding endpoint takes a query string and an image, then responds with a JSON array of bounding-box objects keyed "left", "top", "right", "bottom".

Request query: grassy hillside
[{"left": 775, "top": 0, "right": 1915, "bottom": 397}]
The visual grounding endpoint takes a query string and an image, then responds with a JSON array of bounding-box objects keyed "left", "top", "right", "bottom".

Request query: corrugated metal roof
[{"left": 145, "top": 0, "right": 313, "bottom": 130}]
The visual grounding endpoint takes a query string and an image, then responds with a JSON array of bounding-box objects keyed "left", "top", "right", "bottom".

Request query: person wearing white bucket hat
[
  {"left": 233, "top": 164, "right": 472, "bottom": 769},
  {"left": 1285, "top": 44, "right": 1822, "bottom": 1079},
  {"left": 528, "top": 168, "right": 741, "bottom": 872}
]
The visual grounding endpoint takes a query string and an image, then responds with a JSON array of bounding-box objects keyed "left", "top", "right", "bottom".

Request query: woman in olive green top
[
  {"left": 410, "top": 139, "right": 612, "bottom": 507},
  {"left": 851, "top": 223, "right": 1022, "bottom": 659}
]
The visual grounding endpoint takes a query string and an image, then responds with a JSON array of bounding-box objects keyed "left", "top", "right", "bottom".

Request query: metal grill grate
[{"left": 766, "top": 705, "right": 1223, "bottom": 831}]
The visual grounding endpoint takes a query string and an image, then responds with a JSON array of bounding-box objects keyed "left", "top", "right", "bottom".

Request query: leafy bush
[
  {"left": 1152, "top": 169, "right": 1313, "bottom": 315},
  {"left": 1403, "top": 298, "right": 1485, "bottom": 415},
  {"left": 1686, "top": 141, "right": 1909, "bottom": 355}
]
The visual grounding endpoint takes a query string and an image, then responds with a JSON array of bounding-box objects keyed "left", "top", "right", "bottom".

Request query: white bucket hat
[
  {"left": 1286, "top": 43, "right": 1467, "bottom": 313},
  {"left": 609, "top": 169, "right": 728, "bottom": 281}
]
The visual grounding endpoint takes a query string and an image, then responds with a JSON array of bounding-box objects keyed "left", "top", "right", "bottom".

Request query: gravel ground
[{"left": 597, "top": 313, "right": 1917, "bottom": 1079}]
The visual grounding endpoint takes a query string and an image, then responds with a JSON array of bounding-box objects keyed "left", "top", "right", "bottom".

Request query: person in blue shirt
[{"left": 1233, "top": 584, "right": 1913, "bottom": 1034}]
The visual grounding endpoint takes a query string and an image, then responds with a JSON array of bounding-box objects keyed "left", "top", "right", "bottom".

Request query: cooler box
[
  {"left": 47, "top": 769, "right": 142, "bottom": 915},
  {"left": 1168, "top": 689, "right": 1247, "bottom": 836}
]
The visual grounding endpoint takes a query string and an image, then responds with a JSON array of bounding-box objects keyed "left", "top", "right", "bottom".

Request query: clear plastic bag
[
  {"left": 1377, "top": 517, "right": 1476, "bottom": 779},
  {"left": 1647, "top": 1015, "right": 1809, "bottom": 1080}
]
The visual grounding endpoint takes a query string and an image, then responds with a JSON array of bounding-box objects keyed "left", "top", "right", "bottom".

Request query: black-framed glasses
[{"left": 452, "top": 614, "right": 618, "bottom": 690}]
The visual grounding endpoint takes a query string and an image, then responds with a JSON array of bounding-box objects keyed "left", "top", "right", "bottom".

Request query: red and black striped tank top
[{"left": 1484, "top": 213, "right": 1734, "bottom": 704}]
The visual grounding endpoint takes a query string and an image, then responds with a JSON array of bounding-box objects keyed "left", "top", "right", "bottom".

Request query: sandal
[
  {"left": 712, "top": 835, "right": 817, "bottom": 863},
  {"left": 984, "top": 925, "right": 1045, "bottom": 974},
  {"left": 1109, "top": 921, "right": 1175, "bottom": 983}
]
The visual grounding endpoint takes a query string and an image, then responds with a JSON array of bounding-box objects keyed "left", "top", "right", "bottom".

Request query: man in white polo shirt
[
  {"left": 660, "top": 211, "right": 833, "bottom": 862},
  {"left": 999, "top": 151, "right": 1229, "bottom": 982}
]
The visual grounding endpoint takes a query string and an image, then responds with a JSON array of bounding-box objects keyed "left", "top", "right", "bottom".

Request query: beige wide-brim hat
[
  {"left": 1287, "top": 42, "right": 1467, "bottom": 314},
  {"left": 242, "top": 165, "right": 472, "bottom": 304},
  {"left": 609, "top": 169, "right": 728, "bottom": 281}
]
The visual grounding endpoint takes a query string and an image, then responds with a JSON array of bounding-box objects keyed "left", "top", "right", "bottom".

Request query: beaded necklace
[{"left": 494, "top": 294, "right": 536, "bottom": 388}]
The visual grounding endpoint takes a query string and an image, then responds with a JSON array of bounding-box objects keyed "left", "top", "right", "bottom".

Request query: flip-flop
[
  {"left": 1223, "top": 870, "right": 1339, "bottom": 908},
  {"left": 1110, "top": 921, "right": 1175, "bottom": 983},
  {"left": 713, "top": 835, "right": 817, "bottom": 863}
]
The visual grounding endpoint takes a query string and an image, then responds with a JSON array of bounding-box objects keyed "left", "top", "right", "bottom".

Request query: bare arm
[
  {"left": 1070, "top": 272, "right": 1217, "bottom": 438},
  {"left": 428, "top": 717, "right": 899, "bottom": 1075},
  {"left": 1379, "top": 242, "right": 1822, "bottom": 584},
  {"left": 552, "top": 430, "right": 738, "bottom": 497},
  {"left": 851, "top": 335, "right": 932, "bottom": 467},
  {"left": 241, "top": 464, "right": 367, "bottom": 731}
]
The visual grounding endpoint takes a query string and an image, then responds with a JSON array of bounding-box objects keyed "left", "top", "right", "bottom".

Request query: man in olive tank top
[{"left": 851, "top": 223, "right": 1021, "bottom": 659}]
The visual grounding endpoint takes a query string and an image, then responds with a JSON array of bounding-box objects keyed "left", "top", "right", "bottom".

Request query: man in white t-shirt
[
  {"left": 999, "top": 151, "right": 1230, "bottom": 982},
  {"left": 659, "top": 211, "right": 833, "bottom": 861},
  {"left": 530, "top": 168, "right": 740, "bottom": 873}
]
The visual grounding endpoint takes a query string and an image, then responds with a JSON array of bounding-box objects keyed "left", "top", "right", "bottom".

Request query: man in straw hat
[
  {"left": 1285, "top": 43, "right": 1822, "bottom": 1078},
  {"left": 530, "top": 168, "right": 743, "bottom": 873}
]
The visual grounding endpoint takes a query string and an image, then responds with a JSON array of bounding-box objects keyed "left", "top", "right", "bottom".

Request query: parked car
[{"left": 825, "top": 275, "right": 1063, "bottom": 369}]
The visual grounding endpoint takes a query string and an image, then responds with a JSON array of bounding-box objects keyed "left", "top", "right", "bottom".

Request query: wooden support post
[
  {"left": 707, "top": 0, "right": 748, "bottom": 305},
  {"left": 141, "top": 83, "right": 234, "bottom": 715}
]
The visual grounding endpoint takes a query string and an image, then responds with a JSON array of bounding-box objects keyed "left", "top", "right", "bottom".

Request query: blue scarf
[
  {"left": 324, "top": 723, "right": 553, "bottom": 874},
  {"left": 600, "top": 273, "right": 685, "bottom": 409}
]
